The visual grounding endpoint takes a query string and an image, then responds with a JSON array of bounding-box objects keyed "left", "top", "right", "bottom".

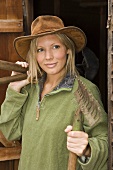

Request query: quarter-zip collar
[
  {"left": 38, "top": 73, "right": 76, "bottom": 97},
  {"left": 53, "top": 73, "right": 75, "bottom": 91},
  {"left": 36, "top": 73, "right": 76, "bottom": 120}
]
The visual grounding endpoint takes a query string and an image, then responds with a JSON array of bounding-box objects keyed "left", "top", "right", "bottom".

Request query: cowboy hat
[{"left": 14, "top": 15, "right": 87, "bottom": 60}]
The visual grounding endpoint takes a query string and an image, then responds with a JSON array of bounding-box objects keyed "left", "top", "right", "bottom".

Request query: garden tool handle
[
  {"left": 68, "top": 108, "right": 82, "bottom": 170},
  {"left": 0, "top": 60, "right": 28, "bottom": 73},
  {"left": 0, "top": 74, "right": 27, "bottom": 85},
  {"left": 0, "top": 60, "right": 28, "bottom": 84},
  {"left": 68, "top": 152, "right": 77, "bottom": 170}
]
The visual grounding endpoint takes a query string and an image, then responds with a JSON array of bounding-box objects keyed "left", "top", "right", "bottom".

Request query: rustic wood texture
[
  {"left": 1, "top": 0, "right": 23, "bottom": 19},
  {"left": 0, "top": 19, "right": 23, "bottom": 32},
  {"left": 0, "top": 0, "right": 24, "bottom": 105},
  {"left": 0, "top": 160, "right": 18, "bottom": 170},
  {"left": 0, "top": 60, "right": 28, "bottom": 84},
  {"left": 0, "top": 0, "right": 34, "bottom": 169},
  {"left": 0, "top": 60, "right": 28, "bottom": 73},
  {"left": 0, "top": 0, "right": 24, "bottom": 169},
  {"left": 0, "top": 134, "right": 21, "bottom": 161},
  {"left": 0, "top": 147, "right": 21, "bottom": 161}
]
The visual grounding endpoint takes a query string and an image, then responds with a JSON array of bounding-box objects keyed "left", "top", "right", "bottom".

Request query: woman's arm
[
  {"left": 65, "top": 78, "right": 108, "bottom": 170},
  {"left": 0, "top": 86, "right": 28, "bottom": 140}
]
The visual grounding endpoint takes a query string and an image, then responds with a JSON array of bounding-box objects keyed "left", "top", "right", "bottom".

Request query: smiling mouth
[{"left": 45, "top": 63, "right": 57, "bottom": 68}]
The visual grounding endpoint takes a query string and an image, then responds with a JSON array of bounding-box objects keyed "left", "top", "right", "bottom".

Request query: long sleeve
[
  {"left": 0, "top": 86, "right": 28, "bottom": 140},
  {"left": 77, "top": 77, "right": 108, "bottom": 170}
]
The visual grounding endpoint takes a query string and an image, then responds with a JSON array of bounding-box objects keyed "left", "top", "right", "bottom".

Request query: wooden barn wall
[
  {"left": 0, "top": 0, "right": 33, "bottom": 169},
  {"left": 0, "top": 0, "right": 33, "bottom": 170},
  {"left": 0, "top": 0, "right": 23, "bottom": 106}
]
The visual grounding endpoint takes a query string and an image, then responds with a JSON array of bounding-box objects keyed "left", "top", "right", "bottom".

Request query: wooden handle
[
  {"left": 0, "top": 60, "right": 28, "bottom": 73},
  {"left": 68, "top": 152, "right": 77, "bottom": 170},
  {"left": 0, "top": 74, "right": 27, "bottom": 84},
  {"left": 67, "top": 109, "right": 82, "bottom": 170},
  {"left": 0, "top": 60, "right": 28, "bottom": 84}
]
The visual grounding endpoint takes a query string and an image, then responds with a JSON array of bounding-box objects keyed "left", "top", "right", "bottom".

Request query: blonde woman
[{"left": 0, "top": 15, "right": 108, "bottom": 170}]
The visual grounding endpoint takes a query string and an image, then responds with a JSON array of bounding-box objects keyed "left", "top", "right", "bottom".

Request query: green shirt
[{"left": 0, "top": 76, "right": 108, "bottom": 170}]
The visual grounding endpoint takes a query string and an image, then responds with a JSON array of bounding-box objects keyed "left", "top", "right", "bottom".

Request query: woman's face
[{"left": 36, "top": 34, "right": 69, "bottom": 76}]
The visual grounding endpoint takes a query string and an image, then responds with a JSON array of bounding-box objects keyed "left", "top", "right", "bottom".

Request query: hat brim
[{"left": 14, "top": 26, "right": 87, "bottom": 60}]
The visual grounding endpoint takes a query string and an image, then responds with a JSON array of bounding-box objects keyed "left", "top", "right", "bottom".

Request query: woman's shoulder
[
  {"left": 76, "top": 76, "right": 98, "bottom": 89},
  {"left": 74, "top": 75, "right": 102, "bottom": 103}
]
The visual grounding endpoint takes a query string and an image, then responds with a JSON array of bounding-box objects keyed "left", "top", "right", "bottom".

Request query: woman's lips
[{"left": 45, "top": 63, "right": 57, "bottom": 68}]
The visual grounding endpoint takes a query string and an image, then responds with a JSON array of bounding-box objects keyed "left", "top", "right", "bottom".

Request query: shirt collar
[
  {"left": 54, "top": 73, "right": 75, "bottom": 90},
  {"left": 39, "top": 73, "right": 75, "bottom": 92}
]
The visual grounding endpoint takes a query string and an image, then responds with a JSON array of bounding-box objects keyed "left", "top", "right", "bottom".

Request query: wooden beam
[
  {"left": 0, "top": 19, "right": 23, "bottom": 32},
  {"left": 0, "top": 131, "right": 21, "bottom": 161},
  {"left": 0, "top": 147, "right": 21, "bottom": 161}
]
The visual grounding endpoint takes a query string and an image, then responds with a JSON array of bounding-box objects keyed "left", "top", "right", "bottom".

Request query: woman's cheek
[{"left": 36, "top": 55, "right": 43, "bottom": 63}]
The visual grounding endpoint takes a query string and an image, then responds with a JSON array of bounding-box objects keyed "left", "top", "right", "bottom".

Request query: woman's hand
[
  {"left": 65, "top": 125, "right": 91, "bottom": 157},
  {"left": 9, "top": 61, "right": 30, "bottom": 92}
]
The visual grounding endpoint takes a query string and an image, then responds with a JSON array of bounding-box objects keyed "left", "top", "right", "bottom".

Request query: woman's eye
[
  {"left": 53, "top": 45, "right": 60, "bottom": 49},
  {"left": 37, "top": 48, "right": 43, "bottom": 52}
]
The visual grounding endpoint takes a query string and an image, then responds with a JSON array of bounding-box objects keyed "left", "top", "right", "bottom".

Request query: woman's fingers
[
  {"left": 9, "top": 61, "right": 30, "bottom": 92},
  {"left": 11, "top": 61, "right": 29, "bottom": 76},
  {"left": 64, "top": 125, "right": 73, "bottom": 133},
  {"left": 65, "top": 126, "right": 89, "bottom": 156},
  {"left": 16, "top": 61, "right": 29, "bottom": 68},
  {"left": 67, "top": 131, "right": 88, "bottom": 138}
]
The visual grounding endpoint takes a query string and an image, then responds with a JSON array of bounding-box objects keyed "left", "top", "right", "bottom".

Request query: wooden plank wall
[
  {"left": 0, "top": 0, "right": 23, "bottom": 169},
  {"left": 0, "top": 0, "right": 24, "bottom": 105}
]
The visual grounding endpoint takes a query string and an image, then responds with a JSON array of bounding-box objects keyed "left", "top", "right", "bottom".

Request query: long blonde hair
[{"left": 26, "top": 33, "right": 79, "bottom": 84}]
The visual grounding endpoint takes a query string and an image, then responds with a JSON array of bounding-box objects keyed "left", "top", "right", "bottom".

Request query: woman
[{"left": 0, "top": 15, "right": 108, "bottom": 170}]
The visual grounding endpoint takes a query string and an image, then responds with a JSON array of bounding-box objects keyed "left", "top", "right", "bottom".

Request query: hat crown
[{"left": 31, "top": 15, "right": 64, "bottom": 35}]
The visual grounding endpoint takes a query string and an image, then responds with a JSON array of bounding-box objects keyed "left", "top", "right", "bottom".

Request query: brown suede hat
[{"left": 14, "top": 15, "right": 87, "bottom": 60}]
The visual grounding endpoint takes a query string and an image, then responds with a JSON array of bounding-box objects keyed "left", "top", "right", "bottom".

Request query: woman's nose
[{"left": 45, "top": 50, "right": 53, "bottom": 60}]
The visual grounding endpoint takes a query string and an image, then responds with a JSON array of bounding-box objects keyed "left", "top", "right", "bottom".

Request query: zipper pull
[{"left": 36, "top": 105, "right": 40, "bottom": 121}]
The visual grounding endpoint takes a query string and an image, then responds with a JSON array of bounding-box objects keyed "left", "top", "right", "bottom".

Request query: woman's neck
[
  {"left": 41, "top": 70, "right": 66, "bottom": 99},
  {"left": 45, "top": 70, "right": 66, "bottom": 88}
]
